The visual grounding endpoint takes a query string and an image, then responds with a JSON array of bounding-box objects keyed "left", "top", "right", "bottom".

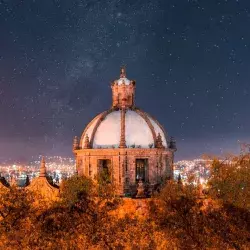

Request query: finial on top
[
  {"left": 41, "top": 156, "right": 45, "bottom": 163},
  {"left": 156, "top": 133, "right": 164, "bottom": 148},
  {"left": 120, "top": 66, "right": 126, "bottom": 78},
  {"left": 40, "top": 156, "right": 46, "bottom": 177},
  {"left": 84, "top": 134, "right": 90, "bottom": 149},
  {"left": 73, "top": 136, "right": 79, "bottom": 150}
]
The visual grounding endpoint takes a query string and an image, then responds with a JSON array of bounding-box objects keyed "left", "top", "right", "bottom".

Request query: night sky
[{"left": 1, "top": 0, "right": 250, "bottom": 162}]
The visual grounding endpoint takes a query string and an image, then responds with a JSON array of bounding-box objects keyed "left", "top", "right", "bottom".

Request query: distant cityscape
[
  {"left": 0, "top": 156, "right": 75, "bottom": 186},
  {"left": 0, "top": 156, "right": 212, "bottom": 186},
  {"left": 174, "top": 159, "right": 211, "bottom": 186}
]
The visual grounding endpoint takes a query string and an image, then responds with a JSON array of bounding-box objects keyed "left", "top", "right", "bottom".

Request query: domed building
[{"left": 73, "top": 67, "right": 176, "bottom": 196}]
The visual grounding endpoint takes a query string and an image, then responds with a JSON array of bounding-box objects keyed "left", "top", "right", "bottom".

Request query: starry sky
[{"left": 1, "top": 0, "right": 250, "bottom": 162}]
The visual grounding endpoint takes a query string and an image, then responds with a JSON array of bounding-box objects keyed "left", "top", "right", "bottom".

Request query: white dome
[
  {"left": 81, "top": 109, "right": 168, "bottom": 149},
  {"left": 93, "top": 111, "right": 121, "bottom": 148},
  {"left": 125, "top": 110, "right": 154, "bottom": 147},
  {"left": 83, "top": 112, "right": 104, "bottom": 141},
  {"left": 147, "top": 114, "right": 167, "bottom": 147}
]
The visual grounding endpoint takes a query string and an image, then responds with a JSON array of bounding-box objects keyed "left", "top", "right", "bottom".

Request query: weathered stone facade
[{"left": 73, "top": 67, "right": 176, "bottom": 196}]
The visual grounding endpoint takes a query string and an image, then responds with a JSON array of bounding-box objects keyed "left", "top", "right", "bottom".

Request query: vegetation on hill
[{"left": 0, "top": 154, "right": 249, "bottom": 249}]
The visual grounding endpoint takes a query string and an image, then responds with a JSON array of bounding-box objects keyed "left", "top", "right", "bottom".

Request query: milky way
[{"left": 0, "top": 0, "right": 250, "bottom": 161}]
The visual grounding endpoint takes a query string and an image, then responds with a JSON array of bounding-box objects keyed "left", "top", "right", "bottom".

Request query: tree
[
  {"left": 0, "top": 155, "right": 249, "bottom": 249},
  {"left": 150, "top": 178, "right": 250, "bottom": 249},
  {"left": 25, "top": 175, "right": 30, "bottom": 186},
  {"left": 0, "top": 187, "right": 35, "bottom": 249},
  {"left": 32, "top": 175, "right": 122, "bottom": 249},
  {"left": 177, "top": 173, "right": 182, "bottom": 185},
  {"left": 208, "top": 155, "right": 250, "bottom": 210},
  {"left": 60, "top": 175, "right": 93, "bottom": 208}
]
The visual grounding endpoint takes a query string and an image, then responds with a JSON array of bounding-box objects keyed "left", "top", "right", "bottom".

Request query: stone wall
[{"left": 74, "top": 148, "right": 174, "bottom": 195}]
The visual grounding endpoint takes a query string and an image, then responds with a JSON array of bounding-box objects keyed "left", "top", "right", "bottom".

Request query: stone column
[
  {"left": 130, "top": 157, "right": 136, "bottom": 185},
  {"left": 165, "top": 152, "right": 173, "bottom": 179},
  {"left": 119, "top": 150, "right": 126, "bottom": 196},
  {"left": 119, "top": 108, "right": 126, "bottom": 148},
  {"left": 85, "top": 153, "right": 90, "bottom": 176},
  {"left": 76, "top": 157, "right": 82, "bottom": 175}
]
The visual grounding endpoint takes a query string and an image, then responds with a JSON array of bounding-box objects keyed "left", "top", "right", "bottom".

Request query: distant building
[
  {"left": 73, "top": 67, "right": 177, "bottom": 196},
  {"left": 26, "top": 157, "right": 59, "bottom": 201}
]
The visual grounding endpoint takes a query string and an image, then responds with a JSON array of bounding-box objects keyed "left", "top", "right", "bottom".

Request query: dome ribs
[
  {"left": 134, "top": 108, "right": 157, "bottom": 147},
  {"left": 119, "top": 108, "right": 126, "bottom": 148},
  {"left": 73, "top": 136, "right": 79, "bottom": 150},
  {"left": 89, "top": 109, "right": 113, "bottom": 148},
  {"left": 79, "top": 108, "right": 168, "bottom": 149},
  {"left": 79, "top": 112, "right": 105, "bottom": 149},
  {"left": 144, "top": 111, "right": 168, "bottom": 147}
]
